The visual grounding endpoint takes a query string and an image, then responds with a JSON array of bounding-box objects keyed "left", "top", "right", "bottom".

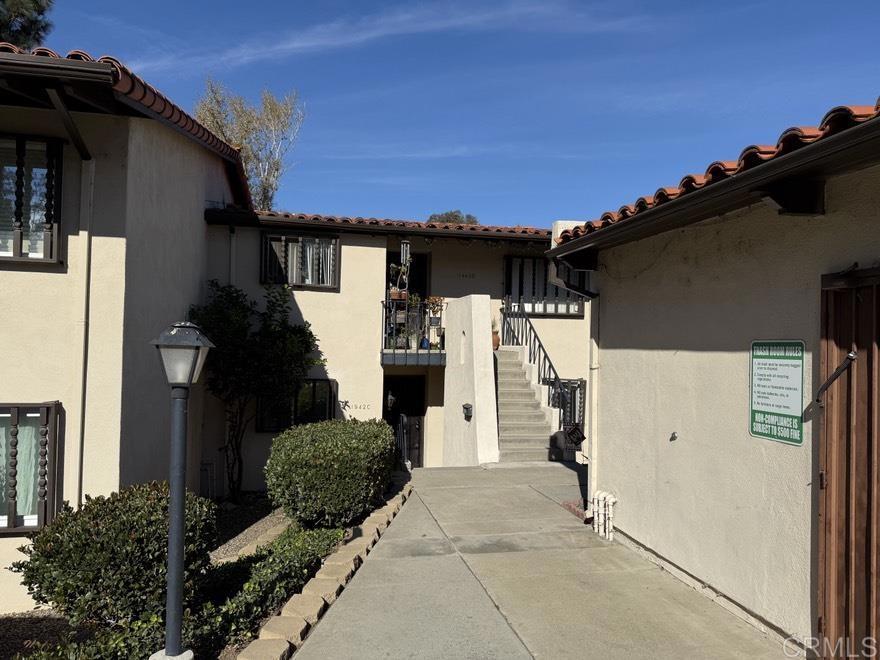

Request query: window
[
  {"left": 261, "top": 234, "right": 339, "bottom": 290},
  {"left": 0, "top": 137, "right": 63, "bottom": 262},
  {"left": 0, "top": 403, "right": 58, "bottom": 533},
  {"left": 505, "top": 256, "right": 584, "bottom": 316},
  {"left": 256, "top": 379, "right": 337, "bottom": 433}
]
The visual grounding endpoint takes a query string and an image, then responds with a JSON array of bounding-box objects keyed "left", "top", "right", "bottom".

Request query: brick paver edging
[{"left": 236, "top": 483, "right": 413, "bottom": 660}]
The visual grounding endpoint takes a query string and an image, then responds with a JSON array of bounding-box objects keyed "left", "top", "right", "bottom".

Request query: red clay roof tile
[
  {"left": 248, "top": 209, "right": 550, "bottom": 238},
  {"left": 557, "top": 97, "right": 880, "bottom": 245}
]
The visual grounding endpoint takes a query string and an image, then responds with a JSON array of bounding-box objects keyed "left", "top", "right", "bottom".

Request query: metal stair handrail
[{"left": 501, "top": 296, "right": 586, "bottom": 442}]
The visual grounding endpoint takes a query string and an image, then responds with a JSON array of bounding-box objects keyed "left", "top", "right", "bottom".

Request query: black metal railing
[
  {"left": 381, "top": 300, "right": 445, "bottom": 354},
  {"left": 396, "top": 413, "right": 411, "bottom": 470},
  {"left": 502, "top": 297, "right": 586, "bottom": 443},
  {"left": 506, "top": 295, "right": 584, "bottom": 317}
]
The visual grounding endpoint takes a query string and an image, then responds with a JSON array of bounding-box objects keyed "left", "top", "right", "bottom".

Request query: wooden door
[{"left": 819, "top": 270, "right": 880, "bottom": 657}]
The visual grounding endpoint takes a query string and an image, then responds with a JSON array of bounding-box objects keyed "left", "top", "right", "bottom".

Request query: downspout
[
  {"left": 228, "top": 225, "right": 236, "bottom": 285},
  {"left": 75, "top": 159, "right": 95, "bottom": 507}
]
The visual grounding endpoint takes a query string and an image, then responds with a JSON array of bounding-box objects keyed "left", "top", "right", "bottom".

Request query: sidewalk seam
[{"left": 413, "top": 488, "right": 538, "bottom": 660}]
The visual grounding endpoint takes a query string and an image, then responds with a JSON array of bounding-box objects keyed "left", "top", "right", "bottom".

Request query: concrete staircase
[{"left": 495, "top": 347, "right": 554, "bottom": 462}]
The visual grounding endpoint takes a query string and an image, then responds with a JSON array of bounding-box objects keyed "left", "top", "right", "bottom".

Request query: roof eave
[
  {"left": 0, "top": 52, "right": 115, "bottom": 84},
  {"left": 550, "top": 114, "right": 880, "bottom": 259},
  {"left": 205, "top": 208, "right": 550, "bottom": 242}
]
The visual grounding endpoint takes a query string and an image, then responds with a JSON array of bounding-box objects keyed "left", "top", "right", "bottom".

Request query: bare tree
[{"left": 195, "top": 79, "right": 305, "bottom": 210}]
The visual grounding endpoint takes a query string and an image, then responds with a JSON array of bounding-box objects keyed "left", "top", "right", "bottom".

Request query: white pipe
[
  {"left": 605, "top": 496, "right": 617, "bottom": 541},
  {"left": 594, "top": 491, "right": 606, "bottom": 536}
]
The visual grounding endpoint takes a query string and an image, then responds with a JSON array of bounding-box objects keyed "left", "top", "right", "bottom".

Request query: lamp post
[{"left": 150, "top": 321, "right": 213, "bottom": 660}]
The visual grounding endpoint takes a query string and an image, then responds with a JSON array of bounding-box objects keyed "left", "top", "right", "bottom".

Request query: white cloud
[{"left": 126, "top": 1, "right": 647, "bottom": 74}]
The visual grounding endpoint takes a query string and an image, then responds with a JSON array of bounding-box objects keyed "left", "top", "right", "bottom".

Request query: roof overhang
[
  {"left": 206, "top": 208, "right": 552, "bottom": 243},
  {"left": 549, "top": 114, "right": 880, "bottom": 262},
  {"left": 0, "top": 47, "right": 252, "bottom": 209}
]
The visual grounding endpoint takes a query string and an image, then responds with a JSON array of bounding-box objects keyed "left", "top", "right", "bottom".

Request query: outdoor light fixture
[
  {"left": 152, "top": 321, "right": 213, "bottom": 387},
  {"left": 150, "top": 321, "right": 213, "bottom": 660},
  {"left": 463, "top": 403, "right": 473, "bottom": 421}
]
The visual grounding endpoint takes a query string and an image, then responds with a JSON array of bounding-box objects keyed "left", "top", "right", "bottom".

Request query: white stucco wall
[
  {"left": 442, "top": 295, "right": 499, "bottom": 465},
  {"left": 593, "top": 162, "right": 880, "bottom": 639}
]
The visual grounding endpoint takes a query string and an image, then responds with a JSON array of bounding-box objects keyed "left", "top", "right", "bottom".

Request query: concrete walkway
[{"left": 296, "top": 463, "right": 784, "bottom": 659}]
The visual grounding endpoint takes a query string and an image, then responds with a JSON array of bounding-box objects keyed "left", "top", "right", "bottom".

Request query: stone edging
[{"left": 236, "top": 483, "right": 413, "bottom": 660}]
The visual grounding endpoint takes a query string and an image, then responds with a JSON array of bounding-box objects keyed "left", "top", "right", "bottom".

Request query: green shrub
[
  {"left": 20, "top": 527, "right": 344, "bottom": 660},
  {"left": 12, "top": 482, "right": 217, "bottom": 627},
  {"left": 265, "top": 419, "right": 396, "bottom": 527}
]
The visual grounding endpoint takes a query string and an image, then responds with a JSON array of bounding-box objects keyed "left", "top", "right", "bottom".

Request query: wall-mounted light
[{"left": 462, "top": 403, "right": 473, "bottom": 421}]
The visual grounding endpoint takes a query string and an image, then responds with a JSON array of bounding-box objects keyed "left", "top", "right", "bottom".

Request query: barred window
[
  {"left": 1, "top": 402, "right": 59, "bottom": 532},
  {"left": 256, "top": 379, "right": 337, "bottom": 433},
  {"left": 0, "top": 137, "right": 62, "bottom": 262},
  {"left": 261, "top": 234, "right": 339, "bottom": 290}
]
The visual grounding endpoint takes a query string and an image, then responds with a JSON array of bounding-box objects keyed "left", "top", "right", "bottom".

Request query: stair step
[
  {"left": 497, "top": 382, "right": 532, "bottom": 391},
  {"left": 498, "top": 402, "right": 541, "bottom": 412},
  {"left": 497, "top": 390, "right": 539, "bottom": 401},
  {"left": 497, "top": 411, "right": 548, "bottom": 423},
  {"left": 499, "top": 435, "right": 552, "bottom": 447},
  {"left": 498, "top": 432, "right": 552, "bottom": 447},
  {"left": 499, "top": 421, "right": 551, "bottom": 433},
  {"left": 500, "top": 448, "right": 551, "bottom": 462}
]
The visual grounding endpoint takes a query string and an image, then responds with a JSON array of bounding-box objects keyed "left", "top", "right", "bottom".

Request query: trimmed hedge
[
  {"left": 265, "top": 419, "right": 396, "bottom": 528},
  {"left": 12, "top": 482, "right": 216, "bottom": 627}
]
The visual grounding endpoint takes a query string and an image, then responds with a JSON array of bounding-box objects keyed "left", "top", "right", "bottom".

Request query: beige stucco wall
[
  {"left": 0, "top": 108, "right": 235, "bottom": 611},
  {"left": 208, "top": 228, "right": 387, "bottom": 491},
  {"left": 593, "top": 162, "right": 880, "bottom": 639},
  {"left": 118, "top": 118, "right": 234, "bottom": 489},
  {"left": 215, "top": 229, "right": 591, "bottom": 484},
  {"left": 0, "top": 108, "right": 131, "bottom": 611},
  {"left": 442, "top": 295, "right": 499, "bottom": 465}
]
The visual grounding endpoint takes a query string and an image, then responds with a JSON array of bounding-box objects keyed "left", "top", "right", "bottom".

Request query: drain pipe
[{"left": 75, "top": 159, "right": 96, "bottom": 508}]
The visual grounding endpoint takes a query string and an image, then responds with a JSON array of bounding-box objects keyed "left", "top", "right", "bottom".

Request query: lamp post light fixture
[{"left": 150, "top": 321, "right": 213, "bottom": 660}]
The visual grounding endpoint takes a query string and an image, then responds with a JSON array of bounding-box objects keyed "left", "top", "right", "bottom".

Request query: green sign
[{"left": 750, "top": 341, "right": 804, "bottom": 445}]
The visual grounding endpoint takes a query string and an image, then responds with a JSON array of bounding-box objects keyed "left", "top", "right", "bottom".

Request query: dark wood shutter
[{"left": 261, "top": 234, "right": 287, "bottom": 284}]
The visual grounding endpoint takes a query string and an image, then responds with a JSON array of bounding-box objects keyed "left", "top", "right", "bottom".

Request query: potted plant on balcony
[
  {"left": 426, "top": 295, "right": 444, "bottom": 327},
  {"left": 388, "top": 262, "right": 409, "bottom": 301}
]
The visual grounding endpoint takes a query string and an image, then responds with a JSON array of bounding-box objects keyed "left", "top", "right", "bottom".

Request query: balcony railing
[
  {"left": 381, "top": 299, "right": 446, "bottom": 366},
  {"left": 0, "top": 402, "right": 59, "bottom": 534}
]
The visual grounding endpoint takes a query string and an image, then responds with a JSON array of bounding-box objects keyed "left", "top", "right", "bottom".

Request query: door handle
[{"left": 815, "top": 351, "right": 857, "bottom": 405}]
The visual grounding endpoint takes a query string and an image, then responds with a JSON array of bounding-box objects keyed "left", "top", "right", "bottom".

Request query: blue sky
[{"left": 48, "top": 1, "right": 880, "bottom": 227}]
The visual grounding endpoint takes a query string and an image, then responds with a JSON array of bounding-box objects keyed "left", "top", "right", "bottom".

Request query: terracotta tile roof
[
  {"left": 0, "top": 43, "right": 252, "bottom": 208},
  {"left": 556, "top": 100, "right": 880, "bottom": 245},
  {"left": 214, "top": 208, "right": 551, "bottom": 239}
]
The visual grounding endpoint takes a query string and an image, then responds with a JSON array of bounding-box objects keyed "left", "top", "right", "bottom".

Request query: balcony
[{"left": 381, "top": 298, "right": 446, "bottom": 366}]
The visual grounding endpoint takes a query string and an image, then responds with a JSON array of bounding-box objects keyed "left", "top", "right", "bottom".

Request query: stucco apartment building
[
  {"left": 549, "top": 99, "right": 880, "bottom": 654},
  {"left": 0, "top": 45, "right": 586, "bottom": 611}
]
